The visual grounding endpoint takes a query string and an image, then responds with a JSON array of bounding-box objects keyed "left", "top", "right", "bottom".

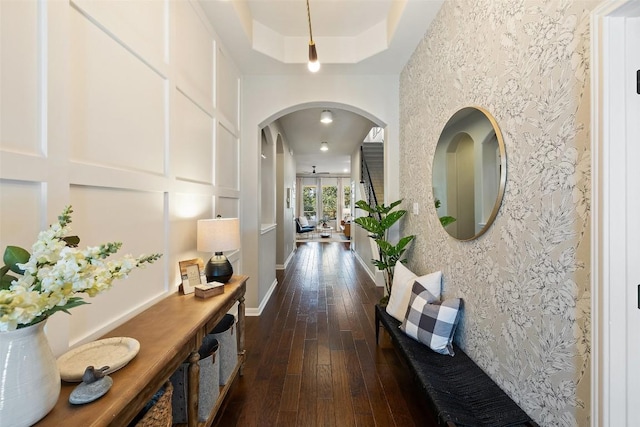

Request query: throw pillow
[
  {"left": 415, "top": 271, "right": 442, "bottom": 301},
  {"left": 386, "top": 265, "right": 442, "bottom": 322},
  {"left": 400, "top": 282, "right": 463, "bottom": 356},
  {"left": 385, "top": 262, "right": 417, "bottom": 321},
  {"left": 298, "top": 216, "right": 309, "bottom": 227}
]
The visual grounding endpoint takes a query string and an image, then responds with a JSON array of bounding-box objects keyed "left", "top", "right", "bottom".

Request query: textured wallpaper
[{"left": 399, "top": 1, "right": 596, "bottom": 425}]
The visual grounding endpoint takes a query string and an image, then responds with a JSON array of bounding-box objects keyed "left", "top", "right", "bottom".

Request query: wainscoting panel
[
  {"left": 173, "top": 90, "right": 214, "bottom": 184},
  {"left": 71, "top": 0, "right": 167, "bottom": 73},
  {"left": 216, "top": 47, "right": 239, "bottom": 129},
  {"left": 69, "top": 7, "right": 165, "bottom": 175},
  {"left": 0, "top": 0, "right": 40, "bottom": 155},
  {"left": 216, "top": 123, "right": 239, "bottom": 190},
  {"left": 174, "top": 1, "right": 213, "bottom": 113},
  {"left": 216, "top": 196, "right": 240, "bottom": 218},
  {"left": 68, "top": 185, "right": 165, "bottom": 345},
  {"left": 0, "top": 179, "right": 43, "bottom": 248}
]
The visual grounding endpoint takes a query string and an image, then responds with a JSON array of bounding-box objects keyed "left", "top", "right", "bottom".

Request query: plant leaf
[
  {"left": 47, "top": 297, "right": 89, "bottom": 316},
  {"left": 62, "top": 235, "right": 80, "bottom": 247},
  {"left": 440, "top": 216, "right": 457, "bottom": 227},
  {"left": 0, "top": 274, "right": 17, "bottom": 290},
  {"left": 355, "top": 200, "right": 375, "bottom": 214},
  {"left": 3, "top": 246, "right": 30, "bottom": 274},
  {"left": 354, "top": 216, "right": 384, "bottom": 235},
  {"left": 380, "top": 210, "right": 406, "bottom": 230}
]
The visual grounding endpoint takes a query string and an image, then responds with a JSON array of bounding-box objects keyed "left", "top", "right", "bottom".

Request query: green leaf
[
  {"left": 380, "top": 210, "right": 406, "bottom": 230},
  {"left": 440, "top": 216, "right": 456, "bottom": 227},
  {"left": 62, "top": 235, "right": 80, "bottom": 247},
  {"left": 0, "top": 274, "right": 17, "bottom": 290},
  {"left": 354, "top": 217, "right": 383, "bottom": 235},
  {"left": 355, "top": 200, "right": 375, "bottom": 214},
  {"left": 0, "top": 265, "right": 9, "bottom": 277},
  {"left": 3, "top": 246, "right": 30, "bottom": 274},
  {"left": 47, "top": 297, "right": 89, "bottom": 316}
]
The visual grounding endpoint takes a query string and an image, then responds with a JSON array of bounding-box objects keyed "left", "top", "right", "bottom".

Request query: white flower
[{"left": 0, "top": 206, "right": 161, "bottom": 331}]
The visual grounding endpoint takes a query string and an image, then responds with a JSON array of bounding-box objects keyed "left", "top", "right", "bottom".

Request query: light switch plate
[{"left": 413, "top": 202, "right": 419, "bottom": 215}]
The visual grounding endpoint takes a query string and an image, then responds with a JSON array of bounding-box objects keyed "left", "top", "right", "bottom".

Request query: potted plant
[{"left": 354, "top": 199, "right": 415, "bottom": 305}]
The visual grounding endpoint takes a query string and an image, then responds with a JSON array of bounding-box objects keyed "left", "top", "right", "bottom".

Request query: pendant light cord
[{"left": 306, "top": 0, "right": 314, "bottom": 42}]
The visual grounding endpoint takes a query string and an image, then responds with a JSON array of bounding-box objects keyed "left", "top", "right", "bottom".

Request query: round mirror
[{"left": 432, "top": 107, "right": 506, "bottom": 241}]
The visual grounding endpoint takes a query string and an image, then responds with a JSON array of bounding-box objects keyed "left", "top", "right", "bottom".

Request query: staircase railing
[{"left": 360, "top": 146, "right": 381, "bottom": 222}]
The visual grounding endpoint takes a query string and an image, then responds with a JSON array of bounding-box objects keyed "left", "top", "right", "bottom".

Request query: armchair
[{"left": 296, "top": 218, "right": 314, "bottom": 237}]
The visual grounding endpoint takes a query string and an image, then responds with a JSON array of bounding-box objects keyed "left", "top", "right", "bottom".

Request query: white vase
[{"left": 0, "top": 320, "right": 61, "bottom": 427}]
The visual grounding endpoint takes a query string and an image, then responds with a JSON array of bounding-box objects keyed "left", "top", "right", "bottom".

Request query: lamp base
[{"left": 205, "top": 252, "right": 233, "bottom": 283}]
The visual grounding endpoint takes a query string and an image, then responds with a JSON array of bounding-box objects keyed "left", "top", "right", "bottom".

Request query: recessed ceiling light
[{"left": 320, "top": 110, "right": 333, "bottom": 124}]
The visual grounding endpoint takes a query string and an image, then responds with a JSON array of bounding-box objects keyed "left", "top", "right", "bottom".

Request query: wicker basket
[{"left": 134, "top": 381, "right": 173, "bottom": 427}]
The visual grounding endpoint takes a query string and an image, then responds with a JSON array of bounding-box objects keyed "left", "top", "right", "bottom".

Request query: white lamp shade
[
  {"left": 197, "top": 218, "right": 240, "bottom": 253},
  {"left": 320, "top": 110, "right": 333, "bottom": 123}
]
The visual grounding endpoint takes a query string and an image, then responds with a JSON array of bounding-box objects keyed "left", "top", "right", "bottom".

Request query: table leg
[
  {"left": 187, "top": 350, "right": 200, "bottom": 427},
  {"left": 238, "top": 295, "right": 246, "bottom": 375}
]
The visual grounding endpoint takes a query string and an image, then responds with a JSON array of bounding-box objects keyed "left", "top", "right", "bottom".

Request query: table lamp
[{"left": 197, "top": 217, "right": 240, "bottom": 283}]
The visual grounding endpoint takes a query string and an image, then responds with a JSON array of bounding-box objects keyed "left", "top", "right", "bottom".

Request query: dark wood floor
[{"left": 214, "top": 241, "right": 438, "bottom": 427}]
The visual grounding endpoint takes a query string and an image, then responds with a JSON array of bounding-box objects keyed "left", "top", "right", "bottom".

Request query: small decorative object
[
  {"left": 197, "top": 216, "right": 241, "bottom": 283},
  {"left": 69, "top": 365, "right": 113, "bottom": 405},
  {"left": 194, "top": 282, "right": 224, "bottom": 299},
  {"left": 354, "top": 199, "right": 415, "bottom": 306},
  {"left": 57, "top": 336, "right": 140, "bottom": 382},
  {"left": 178, "top": 258, "right": 205, "bottom": 294},
  {"left": 0, "top": 206, "right": 161, "bottom": 425}
]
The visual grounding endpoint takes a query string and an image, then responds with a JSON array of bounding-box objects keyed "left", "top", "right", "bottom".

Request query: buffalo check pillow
[{"left": 400, "top": 281, "right": 463, "bottom": 356}]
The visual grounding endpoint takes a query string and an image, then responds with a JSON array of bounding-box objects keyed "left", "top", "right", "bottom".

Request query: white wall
[
  {"left": 241, "top": 75, "right": 399, "bottom": 309},
  {"left": 0, "top": 0, "right": 241, "bottom": 355},
  {"left": 272, "top": 123, "right": 296, "bottom": 269}
]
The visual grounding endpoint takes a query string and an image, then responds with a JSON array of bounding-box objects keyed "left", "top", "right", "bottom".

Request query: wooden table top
[{"left": 35, "top": 275, "right": 248, "bottom": 427}]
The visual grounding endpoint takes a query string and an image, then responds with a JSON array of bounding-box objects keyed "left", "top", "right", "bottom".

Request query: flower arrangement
[{"left": 0, "top": 206, "right": 162, "bottom": 331}]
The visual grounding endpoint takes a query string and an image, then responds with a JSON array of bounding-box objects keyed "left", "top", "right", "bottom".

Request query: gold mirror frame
[{"left": 432, "top": 106, "right": 506, "bottom": 241}]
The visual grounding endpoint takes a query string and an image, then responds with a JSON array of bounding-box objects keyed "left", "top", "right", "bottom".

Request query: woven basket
[{"left": 134, "top": 381, "right": 173, "bottom": 427}]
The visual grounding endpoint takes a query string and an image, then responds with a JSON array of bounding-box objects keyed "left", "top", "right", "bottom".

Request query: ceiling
[
  {"left": 199, "top": 0, "right": 444, "bottom": 174},
  {"left": 276, "top": 107, "right": 377, "bottom": 176}
]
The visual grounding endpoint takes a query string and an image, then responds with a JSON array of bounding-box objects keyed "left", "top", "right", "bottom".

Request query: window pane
[
  {"left": 344, "top": 184, "right": 351, "bottom": 209},
  {"left": 322, "top": 185, "right": 337, "bottom": 220},
  {"left": 303, "top": 186, "right": 316, "bottom": 219}
]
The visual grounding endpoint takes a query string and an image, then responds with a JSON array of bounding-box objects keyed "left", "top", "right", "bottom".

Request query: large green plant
[{"left": 354, "top": 199, "right": 415, "bottom": 303}]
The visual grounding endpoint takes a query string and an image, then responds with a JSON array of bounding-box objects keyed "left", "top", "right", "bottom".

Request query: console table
[{"left": 36, "top": 274, "right": 248, "bottom": 427}]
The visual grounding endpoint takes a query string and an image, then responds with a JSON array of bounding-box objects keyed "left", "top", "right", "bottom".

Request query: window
[
  {"left": 343, "top": 182, "right": 351, "bottom": 210},
  {"left": 303, "top": 186, "right": 316, "bottom": 220},
  {"left": 322, "top": 184, "right": 337, "bottom": 220}
]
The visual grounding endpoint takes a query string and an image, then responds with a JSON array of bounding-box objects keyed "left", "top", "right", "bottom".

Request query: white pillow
[
  {"left": 386, "top": 264, "right": 442, "bottom": 322},
  {"left": 386, "top": 262, "right": 417, "bottom": 321},
  {"left": 298, "top": 216, "right": 309, "bottom": 226},
  {"left": 414, "top": 270, "right": 442, "bottom": 301}
]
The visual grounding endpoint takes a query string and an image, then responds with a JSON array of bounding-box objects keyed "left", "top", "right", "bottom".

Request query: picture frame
[{"left": 178, "top": 258, "right": 205, "bottom": 295}]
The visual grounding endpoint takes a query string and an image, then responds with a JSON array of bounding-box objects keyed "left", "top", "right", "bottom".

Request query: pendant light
[{"left": 306, "top": 0, "right": 319, "bottom": 72}]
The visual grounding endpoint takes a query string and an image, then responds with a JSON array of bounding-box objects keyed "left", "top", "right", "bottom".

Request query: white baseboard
[
  {"left": 353, "top": 250, "right": 383, "bottom": 287},
  {"left": 246, "top": 278, "right": 278, "bottom": 316},
  {"left": 276, "top": 247, "right": 296, "bottom": 270}
]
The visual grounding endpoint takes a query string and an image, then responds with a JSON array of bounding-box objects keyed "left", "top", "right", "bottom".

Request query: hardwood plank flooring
[{"left": 214, "top": 242, "right": 438, "bottom": 427}]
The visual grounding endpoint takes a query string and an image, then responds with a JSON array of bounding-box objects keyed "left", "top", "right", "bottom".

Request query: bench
[{"left": 375, "top": 304, "right": 538, "bottom": 427}]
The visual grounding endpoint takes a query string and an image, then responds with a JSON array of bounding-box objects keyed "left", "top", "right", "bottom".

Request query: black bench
[{"left": 375, "top": 304, "right": 538, "bottom": 427}]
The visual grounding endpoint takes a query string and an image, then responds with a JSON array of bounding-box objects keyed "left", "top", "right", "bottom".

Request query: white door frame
[{"left": 591, "top": 2, "right": 640, "bottom": 426}]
